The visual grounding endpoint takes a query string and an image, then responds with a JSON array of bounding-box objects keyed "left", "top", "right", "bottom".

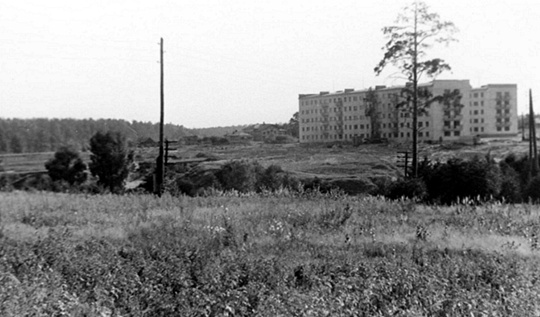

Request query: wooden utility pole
[
  {"left": 411, "top": 1, "right": 419, "bottom": 178},
  {"left": 530, "top": 89, "right": 538, "bottom": 176},
  {"left": 155, "top": 38, "right": 165, "bottom": 196},
  {"left": 522, "top": 115, "right": 525, "bottom": 141}
]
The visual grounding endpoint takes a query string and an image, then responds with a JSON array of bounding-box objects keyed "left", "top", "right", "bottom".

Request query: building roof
[{"left": 298, "top": 80, "right": 473, "bottom": 99}]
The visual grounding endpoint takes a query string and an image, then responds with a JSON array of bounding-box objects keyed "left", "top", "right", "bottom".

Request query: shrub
[
  {"left": 421, "top": 156, "right": 501, "bottom": 204},
  {"left": 89, "top": 131, "right": 133, "bottom": 193},
  {"left": 257, "top": 165, "right": 285, "bottom": 191},
  {"left": 216, "top": 160, "right": 264, "bottom": 193},
  {"left": 163, "top": 160, "right": 300, "bottom": 196},
  {"left": 524, "top": 176, "right": 540, "bottom": 202},
  {"left": 174, "top": 172, "right": 221, "bottom": 196},
  {"left": 501, "top": 153, "right": 532, "bottom": 191},
  {"left": 498, "top": 165, "right": 522, "bottom": 203},
  {"left": 386, "top": 177, "right": 427, "bottom": 200},
  {"left": 370, "top": 177, "right": 393, "bottom": 196},
  {"left": 45, "top": 146, "right": 87, "bottom": 185}
]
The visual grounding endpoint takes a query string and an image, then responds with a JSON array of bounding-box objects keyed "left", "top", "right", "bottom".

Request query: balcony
[
  {"left": 496, "top": 122, "right": 512, "bottom": 129},
  {"left": 495, "top": 112, "right": 512, "bottom": 118},
  {"left": 495, "top": 103, "right": 511, "bottom": 111},
  {"left": 443, "top": 114, "right": 463, "bottom": 121},
  {"left": 443, "top": 104, "right": 461, "bottom": 111},
  {"left": 443, "top": 125, "right": 463, "bottom": 132}
]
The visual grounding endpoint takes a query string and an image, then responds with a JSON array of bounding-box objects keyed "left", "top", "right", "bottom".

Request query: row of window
[
  {"left": 302, "top": 124, "right": 371, "bottom": 132},
  {"left": 301, "top": 131, "right": 433, "bottom": 141},
  {"left": 302, "top": 121, "right": 431, "bottom": 131},
  {"left": 444, "top": 131, "right": 461, "bottom": 137},
  {"left": 470, "top": 109, "right": 484, "bottom": 115},
  {"left": 301, "top": 105, "right": 361, "bottom": 115},
  {"left": 300, "top": 92, "right": 400, "bottom": 107},
  {"left": 301, "top": 111, "right": 429, "bottom": 122},
  {"left": 300, "top": 96, "right": 363, "bottom": 107},
  {"left": 464, "top": 126, "right": 511, "bottom": 133},
  {"left": 470, "top": 91, "right": 511, "bottom": 99},
  {"left": 302, "top": 90, "right": 511, "bottom": 108},
  {"left": 496, "top": 92, "right": 511, "bottom": 99},
  {"left": 470, "top": 98, "right": 511, "bottom": 107},
  {"left": 302, "top": 116, "right": 366, "bottom": 123}
]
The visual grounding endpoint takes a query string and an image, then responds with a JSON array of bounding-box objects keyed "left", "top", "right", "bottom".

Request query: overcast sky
[{"left": 2, "top": 0, "right": 539, "bottom": 128}]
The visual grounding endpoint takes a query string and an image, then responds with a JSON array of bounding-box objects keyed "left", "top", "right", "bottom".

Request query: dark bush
[
  {"left": 256, "top": 164, "right": 301, "bottom": 192},
  {"left": 501, "top": 154, "right": 532, "bottom": 193},
  {"left": 386, "top": 177, "right": 427, "bottom": 200},
  {"left": 370, "top": 177, "right": 393, "bottom": 196},
  {"left": 89, "top": 131, "right": 133, "bottom": 193},
  {"left": 524, "top": 176, "right": 540, "bottom": 202},
  {"left": 257, "top": 165, "right": 284, "bottom": 191},
  {"left": 420, "top": 156, "right": 501, "bottom": 204},
  {"left": 174, "top": 172, "right": 221, "bottom": 196},
  {"left": 216, "top": 160, "right": 264, "bottom": 193},
  {"left": 45, "top": 146, "right": 87, "bottom": 185},
  {"left": 498, "top": 164, "right": 522, "bottom": 203}
]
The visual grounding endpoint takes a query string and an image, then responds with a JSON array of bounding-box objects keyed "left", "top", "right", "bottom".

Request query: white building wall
[{"left": 298, "top": 80, "right": 517, "bottom": 144}]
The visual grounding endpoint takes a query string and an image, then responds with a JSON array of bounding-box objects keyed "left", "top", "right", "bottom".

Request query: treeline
[{"left": 0, "top": 118, "right": 192, "bottom": 153}]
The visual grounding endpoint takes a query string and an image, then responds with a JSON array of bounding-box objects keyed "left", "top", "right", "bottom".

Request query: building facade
[{"left": 298, "top": 80, "right": 517, "bottom": 144}]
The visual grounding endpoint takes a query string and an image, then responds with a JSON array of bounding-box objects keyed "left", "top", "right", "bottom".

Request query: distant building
[
  {"left": 138, "top": 137, "right": 158, "bottom": 147},
  {"left": 298, "top": 80, "right": 518, "bottom": 143},
  {"left": 224, "top": 130, "right": 253, "bottom": 143},
  {"left": 243, "top": 124, "right": 286, "bottom": 141}
]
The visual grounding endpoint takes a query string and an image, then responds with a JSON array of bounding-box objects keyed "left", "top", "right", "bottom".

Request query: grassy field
[{"left": 1, "top": 191, "right": 540, "bottom": 316}]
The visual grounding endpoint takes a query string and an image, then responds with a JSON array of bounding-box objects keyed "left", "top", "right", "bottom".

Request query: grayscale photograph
[{"left": 1, "top": 0, "right": 540, "bottom": 315}]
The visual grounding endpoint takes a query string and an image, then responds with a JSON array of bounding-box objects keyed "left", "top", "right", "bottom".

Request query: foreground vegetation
[{"left": 1, "top": 191, "right": 540, "bottom": 316}]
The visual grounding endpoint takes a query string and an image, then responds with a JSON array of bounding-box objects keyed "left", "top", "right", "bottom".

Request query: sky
[{"left": 2, "top": 0, "right": 540, "bottom": 128}]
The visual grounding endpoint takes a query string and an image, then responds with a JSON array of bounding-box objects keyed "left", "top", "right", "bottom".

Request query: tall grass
[{"left": 1, "top": 191, "right": 540, "bottom": 316}]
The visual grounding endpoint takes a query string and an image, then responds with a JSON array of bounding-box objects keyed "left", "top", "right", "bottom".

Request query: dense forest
[
  {"left": 0, "top": 112, "right": 298, "bottom": 154},
  {"left": 0, "top": 118, "right": 192, "bottom": 153}
]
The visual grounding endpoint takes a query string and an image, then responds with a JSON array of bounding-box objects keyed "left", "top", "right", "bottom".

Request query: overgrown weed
[{"left": 1, "top": 191, "right": 540, "bottom": 315}]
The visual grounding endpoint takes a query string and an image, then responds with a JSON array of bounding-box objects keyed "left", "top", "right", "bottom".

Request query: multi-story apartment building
[{"left": 298, "top": 80, "right": 517, "bottom": 144}]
